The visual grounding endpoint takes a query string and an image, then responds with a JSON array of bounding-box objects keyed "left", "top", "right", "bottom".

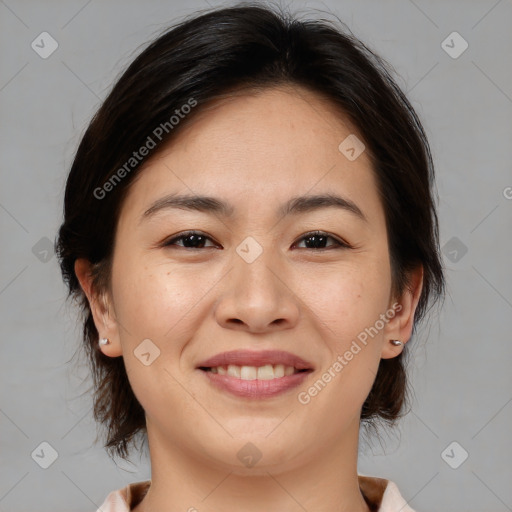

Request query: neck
[{"left": 133, "top": 417, "right": 370, "bottom": 512}]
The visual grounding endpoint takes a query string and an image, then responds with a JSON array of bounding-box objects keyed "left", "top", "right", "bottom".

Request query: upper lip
[{"left": 196, "top": 350, "right": 314, "bottom": 370}]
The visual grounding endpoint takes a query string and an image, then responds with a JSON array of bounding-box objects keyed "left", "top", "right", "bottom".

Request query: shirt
[{"left": 95, "top": 475, "right": 416, "bottom": 511}]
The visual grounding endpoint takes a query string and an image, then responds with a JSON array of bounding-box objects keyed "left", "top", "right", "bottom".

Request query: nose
[{"left": 214, "top": 248, "right": 300, "bottom": 334}]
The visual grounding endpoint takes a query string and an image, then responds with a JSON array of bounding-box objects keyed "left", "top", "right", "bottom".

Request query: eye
[
  {"left": 162, "top": 230, "right": 351, "bottom": 250},
  {"left": 292, "top": 230, "right": 351, "bottom": 250},
  {"left": 163, "top": 230, "right": 218, "bottom": 249}
]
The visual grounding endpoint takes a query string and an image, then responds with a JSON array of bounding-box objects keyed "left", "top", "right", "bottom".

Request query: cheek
[
  {"left": 111, "top": 253, "right": 194, "bottom": 342},
  {"left": 300, "top": 269, "right": 390, "bottom": 424},
  {"left": 111, "top": 252, "right": 226, "bottom": 351},
  {"left": 302, "top": 260, "right": 391, "bottom": 344},
  {"left": 110, "top": 256, "right": 203, "bottom": 413}
]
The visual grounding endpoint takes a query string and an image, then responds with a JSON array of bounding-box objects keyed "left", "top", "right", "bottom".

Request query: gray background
[{"left": 1, "top": 0, "right": 511, "bottom": 511}]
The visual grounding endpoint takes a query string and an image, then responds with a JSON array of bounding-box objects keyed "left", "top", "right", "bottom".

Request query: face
[{"left": 78, "top": 86, "right": 420, "bottom": 474}]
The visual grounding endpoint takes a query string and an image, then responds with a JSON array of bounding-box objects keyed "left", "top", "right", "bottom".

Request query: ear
[
  {"left": 381, "top": 265, "right": 424, "bottom": 359},
  {"left": 74, "top": 258, "right": 122, "bottom": 357}
]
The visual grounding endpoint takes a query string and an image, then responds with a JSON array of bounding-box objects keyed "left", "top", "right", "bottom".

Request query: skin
[{"left": 75, "top": 85, "right": 423, "bottom": 512}]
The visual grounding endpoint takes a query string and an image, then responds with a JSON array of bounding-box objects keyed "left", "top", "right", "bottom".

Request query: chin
[{"left": 204, "top": 436, "right": 306, "bottom": 476}]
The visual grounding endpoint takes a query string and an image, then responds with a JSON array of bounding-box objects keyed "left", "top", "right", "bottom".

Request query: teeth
[
  {"left": 227, "top": 365, "right": 241, "bottom": 378},
  {"left": 241, "top": 366, "right": 257, "bottom": 380},
  {"left": 273, "top": 364, "right": 285, "bottom": 378},
  {"left": 285, "top": 365, "right": 294, "bottom": 376},
  {"left": 257, "top": 364, "right": 274, "bottom": 380},
  {"left": 208, "top": 364, "right": 301, "bottom": 380}
]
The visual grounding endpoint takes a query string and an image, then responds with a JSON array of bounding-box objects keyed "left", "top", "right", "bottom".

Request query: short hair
[{"left": 56, "top": 2, "right": 445, "bottom": 461}]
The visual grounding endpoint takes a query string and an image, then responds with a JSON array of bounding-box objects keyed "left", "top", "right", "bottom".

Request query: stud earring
[
  {"left": 99, "top": 338, "right": 110, "bottom": 347},
  {"left": 390, "top": 339, "right": 403, "bottom": 347}
]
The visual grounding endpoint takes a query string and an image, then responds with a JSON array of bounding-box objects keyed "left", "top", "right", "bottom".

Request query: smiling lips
[{"left": 197, "top": 349, "right": 314, "bottom": 398}]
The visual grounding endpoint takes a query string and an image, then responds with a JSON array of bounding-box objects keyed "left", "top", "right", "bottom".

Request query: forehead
[
  {"left": 164, "top": 85, "right": 365, "bottom": 169},
  {"left": 119, "top": 86, "right": 383, "bottom": 228}
]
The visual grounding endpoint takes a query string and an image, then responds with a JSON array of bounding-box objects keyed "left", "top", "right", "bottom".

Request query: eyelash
[{"left": 162, "top": 230, "right": 352, "bottom": 251}]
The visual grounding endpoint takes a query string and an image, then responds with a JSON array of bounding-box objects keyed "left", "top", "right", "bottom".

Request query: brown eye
[
  {"left": 163, "top": 231, "right": 218, "bottom": 249},
  {"left": 162, "top": 230, "right": 351, "bottom": 251},
  {"left": 293, "top": 231, "right": 351, "bottom": 250}
]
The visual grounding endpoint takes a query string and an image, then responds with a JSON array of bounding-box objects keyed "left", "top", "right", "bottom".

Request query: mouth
[
  {"left": 198, "top": 364, "right": 311, "bottom": 380},
  {"left": 196, "top": 350, "right": 314, "bottom": 398}
]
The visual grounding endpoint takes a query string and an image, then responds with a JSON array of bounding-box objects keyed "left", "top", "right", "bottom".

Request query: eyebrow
[{"left": 140, "top": 192, "right": 368, "bottom": 224}]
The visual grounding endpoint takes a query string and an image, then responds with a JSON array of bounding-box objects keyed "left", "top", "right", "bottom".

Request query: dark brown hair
[{"left": 56, "top": 2, "right": 445, "bottom": 461}]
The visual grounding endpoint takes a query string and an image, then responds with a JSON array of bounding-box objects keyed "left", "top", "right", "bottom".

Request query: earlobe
[
  {"left": 381, "top": 265, "right": 424, "bottom": 359},
  {"left": 74, "top": 258, "right": 122, "bottom": 357},
  {"left": 380, "top": 338, "right": 404, "bottom": 360}
]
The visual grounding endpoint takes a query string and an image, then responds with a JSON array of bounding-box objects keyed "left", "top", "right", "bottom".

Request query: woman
[{"left": 56, "top": 3, "right": 445, "bottom": 511}]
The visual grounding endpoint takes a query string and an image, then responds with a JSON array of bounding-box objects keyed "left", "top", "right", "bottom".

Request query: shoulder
[
  {"left": 358, "top": 474, "right": 417, "bottom": 511},
  {"left": 96, "top": 480, "right": 151, "bottom": 512}
]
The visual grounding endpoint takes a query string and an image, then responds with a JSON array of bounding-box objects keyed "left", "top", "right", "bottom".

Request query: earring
[
  {"left": 390, "top": 339, "right": 403, "bottom": 347},
  {"left": 99, "top": 338, "right": 110, "bottom": 347}
]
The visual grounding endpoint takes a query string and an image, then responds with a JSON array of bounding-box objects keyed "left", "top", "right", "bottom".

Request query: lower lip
[{"left": 199, "top": 369, "right": 312, "bottom": 398}]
